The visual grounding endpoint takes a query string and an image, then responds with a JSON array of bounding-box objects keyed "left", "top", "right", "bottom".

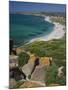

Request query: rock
[
  {"left": 9, "top": 78, "right": 16, "bottom": 89},
  {"left": 28, "top": 54, "right": 37, "bottom": 63},
  {"left": 57, "top": 66, "right": 64, "bottom": 77},
  {"left": 16, "top": 48, "right": 24, "bottom": 55},
  {"left": 19, "top": 80, "right": 45, "bottom": 88},
  {"left": 9, "top": 55, "right": 18, "bottom": 69},
  {"left": 40, "top": 57, "right": 51, "bottom": 66},
  {"left": 9, "top": 67, "right": 26, "bottom": 81},
  {"left": 31, "top": 65, "right": 46, "bottom": 84},
  {"left": 22, "top": 62, "right": 34, "bottom": 78}
]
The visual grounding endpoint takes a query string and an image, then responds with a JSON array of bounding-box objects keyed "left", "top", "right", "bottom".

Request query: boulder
[
  {"left": 28, "top": 54, "right": 37, "bottom": 63},
  {"left": 22, "top": 62, "right": 34, "bottom": 78},
  {"left": 9, "top": 67, "right": 26, "bottom": 81},
  {"left": 31, "top": 65, "right": 46, "bottom": 84},
  {"left": 9, "top": 55, "right": 18, "bottom": 69},
  {"left": 40, "top": 57, "right": 51, "bottom": 66},
  {"left": 57, "top": 66, "right": 64, "bottom": 77}
]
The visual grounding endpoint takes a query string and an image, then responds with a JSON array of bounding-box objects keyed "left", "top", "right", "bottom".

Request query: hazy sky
[{"left": 9, "top": 1, "right": 66, "bottom": 13}]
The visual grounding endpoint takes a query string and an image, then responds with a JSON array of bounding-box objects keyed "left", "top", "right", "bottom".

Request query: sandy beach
[{"left": 29, "top": 16, "right": 65, "bottom": 43}]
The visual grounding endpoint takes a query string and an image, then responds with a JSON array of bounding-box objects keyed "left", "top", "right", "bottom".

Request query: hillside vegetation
[
  {"left": 20, "top": 35, "right": 66, "bottom": 85},
  {"left": 23, "top": 36, "right": 66, "bottom": 63}
]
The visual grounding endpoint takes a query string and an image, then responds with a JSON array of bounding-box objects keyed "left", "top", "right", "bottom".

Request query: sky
[{"left": 9, "top": 1, "right": 66, "bottom": 13}]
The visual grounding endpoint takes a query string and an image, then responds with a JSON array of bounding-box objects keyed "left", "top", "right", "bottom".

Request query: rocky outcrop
[
  {"left": 22, "top": 62, "right": 34, "bottom": 79},
  {"left": 9, "top": 55, "right": 18, "bottom": 69},
  {"left": 28, "top": 54, "right": 37, "bottom": 63},
  {"left": 9, "top": 67, "right": 26, "bottom": 81},
  {"left": 40, "top": 57, "right": 52, "bottom": 66},
  {"left": 31, "top": 65, "right": 46, "bottom": 84},
  {"left": 16, "top": 48, "right": 25, "bottom": 55},
  {"left": 57, "top": 66, "right": 64, "bottom": 77}
]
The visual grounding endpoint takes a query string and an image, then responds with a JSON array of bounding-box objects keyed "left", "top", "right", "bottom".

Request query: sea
[{"left": 10, "top": 14, "right": 54, "bottom": 47}]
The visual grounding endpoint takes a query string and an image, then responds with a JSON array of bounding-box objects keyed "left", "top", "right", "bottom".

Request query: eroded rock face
[
  {"left": 31, "top": 65, "right": 46, "bottom": 84},
  {"left": 22, "top": 62, "right": 34, "bottom": 78}
]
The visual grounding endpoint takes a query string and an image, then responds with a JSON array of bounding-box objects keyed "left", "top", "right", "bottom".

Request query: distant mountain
[{"left": 10, "top": 11, "right": 66, "bottom": 18}]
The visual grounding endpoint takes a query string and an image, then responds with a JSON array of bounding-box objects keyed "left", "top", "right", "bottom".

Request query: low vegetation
[
  {"left": 18, "top": 52, "right": 30, "bottom": 67},
  {"left": 23, "top": 36, "right": 66, "bottom": 62},
  {"left": 45, "top": 62, "right": 58, "bottom": 85}
]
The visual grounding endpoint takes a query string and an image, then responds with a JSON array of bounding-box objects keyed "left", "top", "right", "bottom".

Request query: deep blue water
[{"left": 10, "top": 14, "right": 54, "bottom": 46}]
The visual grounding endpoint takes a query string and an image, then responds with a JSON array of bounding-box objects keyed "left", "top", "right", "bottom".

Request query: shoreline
[
  {"left": 28, "top": 16, "right": 65, "bottom": 43},
  {"left": 15, "top": 15, "right": 65, "bottom": 48}
]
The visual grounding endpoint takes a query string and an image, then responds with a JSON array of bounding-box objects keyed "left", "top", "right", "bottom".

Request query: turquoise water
[{"left": 10, "top": 14, "right": 54, "bottom": 46}]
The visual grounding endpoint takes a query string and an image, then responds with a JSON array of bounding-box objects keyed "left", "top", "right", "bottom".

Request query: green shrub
[
  {"left": 46, "top": 62, "right": 66, "bottom": 86},
  {"left": 18, "top": 52, "right": 30, "bottom": 67},
  {"left": 46, "top": 62, "right": 58, "bottom": 85},
  {"left": 23, "top": 38, "right": 66, "bottom": 59},
  {"left": 28, "top": 75, "right": 31, "bottom": 79}
]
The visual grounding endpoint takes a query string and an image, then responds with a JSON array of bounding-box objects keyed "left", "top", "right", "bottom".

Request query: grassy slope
[
  {"left": 23, "top": 36, "right": 66, "bottom": 63},
  {"left": 20, "top": 35, "right": 66, "bottom": 85}
]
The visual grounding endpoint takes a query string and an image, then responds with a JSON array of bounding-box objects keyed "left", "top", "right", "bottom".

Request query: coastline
[{"left": 28, "top": 16, "right": 65, "bottom": 43}]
